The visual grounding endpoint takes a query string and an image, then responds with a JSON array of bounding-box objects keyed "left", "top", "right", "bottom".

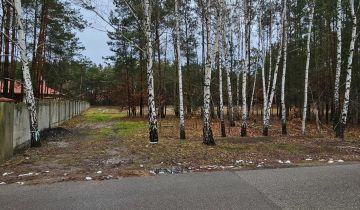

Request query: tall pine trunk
[
  {"left": 301, "top": 2, "right": 314, "bottom": 135},
  {"left": 14, "top": 0, "right": 41, "bottom": 147},
  {"left": 144, "top": 0, "right": 158, "bottom": 143},
  {"left": 337, "top": 0, "right": 357, "bottom": 139},
  {"left": 175, "top": 0, "right": 186, "bottom": 139}
]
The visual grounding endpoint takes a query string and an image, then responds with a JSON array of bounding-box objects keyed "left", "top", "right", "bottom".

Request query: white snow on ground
[
  {"left": 305, "top": 158, "right": 312, "bottom": 161},
  {"left": 278, "top": 160, "right": 284, "bottom": 164},
  {"left": 16, "top": 182, "right": 24, "bottom": 185},
  {"left": 85, "top": 177, "right": 92, "bottom": 181},
  {"left": 0, "top": 182, "right": 6, "bottom": 185},
  {"left": 328, "top": 159, "right": 334, "bottom": 164},
  {"left": 337, "top": 160, "right": 344, "bottom": 163},
  {"left": 285, "top": 160, "right": 291, "bottom": 164},
  {"left": 2, "top": 172, "right": 13, "bottom": 176},
  {"left": 18, "top": 173, "right": 34, "bottom": 177},
  {"left": 96, "top": 171, "right": 102, "bottom": 174}
]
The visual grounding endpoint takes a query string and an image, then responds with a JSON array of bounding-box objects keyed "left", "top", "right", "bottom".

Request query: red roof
[{"left": 0, "top": 80, "right": 62, "bottom": 96}]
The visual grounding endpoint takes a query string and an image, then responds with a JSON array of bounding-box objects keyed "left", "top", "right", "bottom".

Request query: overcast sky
[{"left": 77, "top": 0, "right": 114, "bottom": 65}]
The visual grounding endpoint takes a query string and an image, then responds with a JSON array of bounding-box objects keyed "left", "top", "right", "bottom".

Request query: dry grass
[{"left": 1, "top": 107, "right": 359, "bottom": 185}]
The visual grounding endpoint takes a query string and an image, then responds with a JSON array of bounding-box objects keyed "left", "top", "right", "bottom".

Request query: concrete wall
[
  {"left": 0, "top": 99, "right": 90, "bottom": 163},
  {"left": 0, "top": 103, "right": 14, "bottom": 164}
]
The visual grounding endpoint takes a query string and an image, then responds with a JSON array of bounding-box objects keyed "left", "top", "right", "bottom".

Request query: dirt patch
[
  {"left": 41, "top": 127, "right": 72, "bottom": 141},
  {"left": 1, "top": 107, "right": 359, "bottom": 186}
]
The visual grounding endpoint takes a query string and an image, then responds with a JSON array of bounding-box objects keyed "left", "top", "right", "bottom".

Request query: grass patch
[
  {"left": 113, "top": 121, "right": 148, "bottom": 137},
  {"left": 84, "top": 108, "right": 126, "bottom": 122}
]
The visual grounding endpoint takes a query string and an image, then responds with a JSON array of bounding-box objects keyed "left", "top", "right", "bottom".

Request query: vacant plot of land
[{"left": 1, "top": 107, "right": 360, "bottom": 185}]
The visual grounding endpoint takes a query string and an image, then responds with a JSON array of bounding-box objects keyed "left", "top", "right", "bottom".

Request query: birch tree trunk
[
  {"left": 221, "top": 4, "right": 235, "bottom": 127},
  {"left": 301, "top": 2, "right": 314, "bottom": 136},
  {"left": 14, "top": 0, "right": 41, "bottom": 147},
  {"left": 249, "top": 66, "right": 257, "bottom": 115},
  {"left": 333, "top": 0, "right": 342, "bottom": 130},
  {"left": 215, "top": 4, "right": 226, "bottom": 137},
  {"left": 281, "top": 0, "right": 288, "bottom": 135},
  {"left": 175, "top": 0, "right": 185, "bottom": 139},
  {"left": 241, "top": 0, "right": 250, "bottom": 137},
  {"left": 203, "top": 0, "right": 215, "bottom": 145},
  {"left": 144, "top": 0, "right": 158, "bottom": 143},
  {"left": 259, "top": 0, "right": 268, "bottom": 136},
  {"left": 337, "top": 0, "right": 357, "bottom": 139},
  {"left": 263, "top": 0, "right": 286, "bottom": 136}
]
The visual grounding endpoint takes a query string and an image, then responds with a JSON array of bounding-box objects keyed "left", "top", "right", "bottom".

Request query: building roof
[{"left": 0, "top": 80, "right": 62, "bottom": 96}]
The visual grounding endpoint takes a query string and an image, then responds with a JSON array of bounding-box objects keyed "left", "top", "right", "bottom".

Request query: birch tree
[
  {"left": 14, "top": 0, "right": 41, "bottom": 147},
  {"left": 241, "top": 0, "right": 250, "bottom": 137},
  {"left": 259, "top": 0, "right": 268, "bottom": 136},
  {"left": 175, "top": 0, "right": 185, "bottom": 139},
  {"left": 221, "top": 1, "right": 235, "bottom": 127},
  {"left": 203, "top": 0, "right": 215, "bottom": 145},
  {"left": 280, "top": 0, "right": 288, "bottom": 135},
  {"left": 333, "top": 0, "right": 342, "bottom": 130},
  {"left": 144, "top": 0, "right": 158, "bottom": 143},
  {"left": 263, "top": 0, "right": 286, "bottom": 136},
  {"left": 301, "top": 2, "right": 314, "bottom": 135},
  {"left": 215, "top": 2, "right": 226, "bottom": 137},
  {"left": 337, "top": 0, "right": 357, "bottom": 139}
]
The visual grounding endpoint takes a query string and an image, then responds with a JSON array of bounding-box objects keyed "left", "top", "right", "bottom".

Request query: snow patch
[
  {"left": 96, "top": 171, "right": 102, "bottom": 174},
  {"left": 328, "top": 159, "right": 334, "bottom": 164},
  {"left": 18, "top": 172, "right": 34, "bottom": 177},
  {"left": 305, "top": 158, "right": 313, "bottom": 161},
  {"left": 85, "top": 177, "right": 92, "bottom": 181},
  {"left": 0, "top": 182, "right": 6, "bottom": 185},
  {"left": 235, "top": 160, "right": 244, "bottom": 164},
  {"left": 2, "top": 172, "right": 13, "bottom": 176},
  {"left": 285, "top": 160, "right": 291, "bottom": 164},
  {"left": 337, "top": 159, "right": 344, "bottom": 163},
  {"left": 16, "top": 182, "right": 24, "bottom": 185},
  {"left": 278, "top": 160, "right": 284, "bottom": 164}
]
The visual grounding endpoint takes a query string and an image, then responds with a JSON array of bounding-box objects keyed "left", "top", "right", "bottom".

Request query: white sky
[{"left": 76, "top": 0, "right": 114, "bottom": 65}]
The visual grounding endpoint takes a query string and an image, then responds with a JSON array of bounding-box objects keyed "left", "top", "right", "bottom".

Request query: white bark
[
  {"left": 241, "top": 0, "right": 250, "bottom": 136},
  {"left": 259, "top": 0, "right": 268, "bottom": 135},
  {"left": 249, "top": 64, "right": 257, "bottom": 115},
  {"left": 144, "top": 0, "right": 158, "bottom": 143},
  {"left": 263, "top": 0, "right": 286, "bottom": 136},
  {"left": 14, "top": 0, "right": 41, "bottom": 147},
  {"left": 221, "top": 5, "right": 235, "bottom": 127},
  {"left": 338, "top": 0, "right": 357, "bottom": 138},
  {"left": 215, "top": 2, "right": 225, "bottom": 137},
  {"left": 203, "top": 0, "right": 214, "bottom": 145},
  {"left": 281, "top": 0, "right": 288, "bottom": 134},
  {"left": 333, "top": 0, "right": 342, "bottom": 128},
  {"left": 301, "top": 2, "right": 315, "bottom": 135},
  {"left": 175, "top": 0, "right": 185, "bottom": 139}
]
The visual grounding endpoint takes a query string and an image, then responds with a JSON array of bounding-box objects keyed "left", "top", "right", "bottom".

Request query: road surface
[{"left": 1, "top": 164, "right": 359, "bottom": 210}]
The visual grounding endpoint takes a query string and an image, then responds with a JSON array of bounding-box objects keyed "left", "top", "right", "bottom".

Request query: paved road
[{"left": 1, "top": 164, "right": 359, "bottom": 210}]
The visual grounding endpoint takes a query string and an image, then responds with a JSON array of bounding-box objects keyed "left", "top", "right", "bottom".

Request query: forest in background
[{"left": 1, "top": 0, "right": 360, "bottom": 146}]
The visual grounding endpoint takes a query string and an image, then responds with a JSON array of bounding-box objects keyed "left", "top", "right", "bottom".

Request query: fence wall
[{"left": 0, "top": 99, "right": 90, "bottom": 163}]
